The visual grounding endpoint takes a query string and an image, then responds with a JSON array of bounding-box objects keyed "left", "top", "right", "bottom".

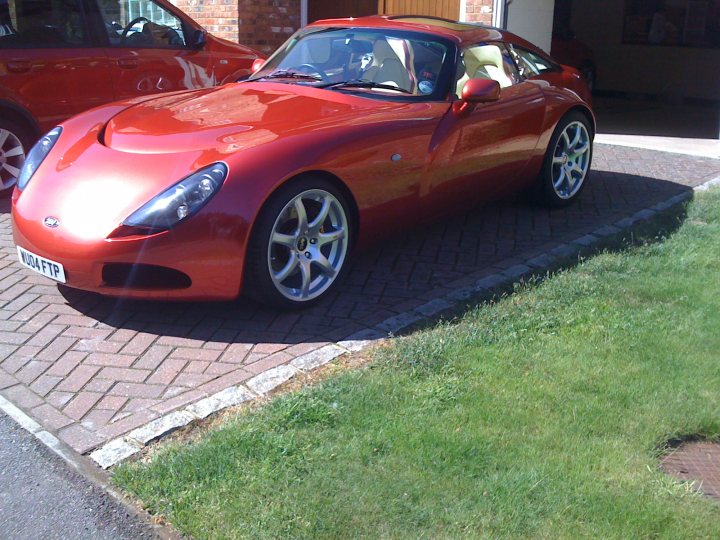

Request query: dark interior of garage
[{"left": 553, "top": 0, "right": 719, "bottom": 140}]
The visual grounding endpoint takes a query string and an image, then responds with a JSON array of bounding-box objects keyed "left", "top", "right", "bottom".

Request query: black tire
[
  {"left": 244, "top": 176, "right": 352, "bottom": 309},
  {"left": 0, "top": 116, "right": 34, "bottom": 193},
  {"left": 537, "top": 111, "right": 593, "bottom": 208}
]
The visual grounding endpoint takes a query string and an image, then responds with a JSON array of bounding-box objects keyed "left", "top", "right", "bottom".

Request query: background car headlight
[
  {"left": 110, "top": 163, "right": 228, "bottom": 237},
  {"left": 17, "top": 127, "right": 62, "bottom": 191}
]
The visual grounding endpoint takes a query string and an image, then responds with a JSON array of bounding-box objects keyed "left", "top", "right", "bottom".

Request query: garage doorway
[
  {"left": 307, "top": 1, "right": 462, "bottom": 22},
  {"left": 379, "top": 0, "right": 460, "bottom": 19},
  {"left": 553, "top": 0, "right": 720, "bottom": 140},
  {"left": 308, "top": 0, "right": 378, "bottom": 22}
]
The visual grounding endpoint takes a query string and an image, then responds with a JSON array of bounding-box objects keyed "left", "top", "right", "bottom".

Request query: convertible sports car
[{"left": 12, "top": 16, "right": 594, "bottom": 308}]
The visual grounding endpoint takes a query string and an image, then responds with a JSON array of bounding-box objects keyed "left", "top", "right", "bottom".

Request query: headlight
[
  {"left": 17, "top": 127, "right": 62, "bottom": 191},
  {"left": 110, "top": 163, "right": 228, "bottom": 237}
]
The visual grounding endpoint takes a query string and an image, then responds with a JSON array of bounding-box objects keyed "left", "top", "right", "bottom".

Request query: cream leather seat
[
  {"left": 365, "top": 39, "right": 412, "bottom": 92},
  {"left": 456, "top": 44, "right": 514, "bottom": 97}
]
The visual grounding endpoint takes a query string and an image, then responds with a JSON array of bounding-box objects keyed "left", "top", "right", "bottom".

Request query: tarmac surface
[{"left": 0, "top": 411, "right": 158, "bottom": 539}]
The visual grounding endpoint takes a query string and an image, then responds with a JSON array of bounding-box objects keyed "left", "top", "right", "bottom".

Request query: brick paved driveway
[{"left": 0, "top": 144, "right": 718, "bottom": 459}]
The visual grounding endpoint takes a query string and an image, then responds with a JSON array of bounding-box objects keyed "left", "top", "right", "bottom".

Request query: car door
[
  {"left": 98, "top": 0, "right": 222, "bottom": 100},
  {"left": 0, "top": 0, "right": 114, "bottom": 131},
  {"left": 428, "top": 42, "right": 546, "bottom": 208}
]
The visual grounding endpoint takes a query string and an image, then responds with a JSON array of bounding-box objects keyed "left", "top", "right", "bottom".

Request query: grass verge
[{"left": 115, "top": 190, "right": 720, "bottom": 539}]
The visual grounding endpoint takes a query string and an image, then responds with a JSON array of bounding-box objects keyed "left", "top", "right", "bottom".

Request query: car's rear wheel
[
  {"left": 0, "top": 118, "right": 32, "bottom": 193},
  {"left": 245, "top": 177, "right": 351, "bottom": 308},
  {"left": 538, "top": 112, "right": 593, "bottom": 207}
]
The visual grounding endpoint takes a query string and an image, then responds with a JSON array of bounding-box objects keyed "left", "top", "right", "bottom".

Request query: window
[
  {"left": 509, "top": 45, "right": 558, "bottom": 78},
  {"left": 455, "top": 43, "right": 520, "bottom": 97},
  {"left": 0, "top": 0, "right": 88, "bottom": 48},
  {"left": 97, "top": 0, "right": 186, "bottom": 48},
  {"left": 255, "top": 28, "right": 452, "bottom": 99},
  {"left": 623, "top": 0, "right": 720, "bottom": 48}
]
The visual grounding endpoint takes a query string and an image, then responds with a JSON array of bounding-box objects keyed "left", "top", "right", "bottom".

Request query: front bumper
[{"left": 12, "top": 201, "right": 246, "bottom": 301}]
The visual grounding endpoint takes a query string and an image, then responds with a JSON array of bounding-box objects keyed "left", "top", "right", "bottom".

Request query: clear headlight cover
[
  {"left": 17, "top": 127, "right": 62, "bottom": 191},
  {"left": 120, "top": 163, "right": 228, "bottom": 234}
]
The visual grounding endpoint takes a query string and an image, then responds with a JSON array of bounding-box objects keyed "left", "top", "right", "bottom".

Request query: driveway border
[{"left": 86, "top": 173, "right": 720, "bottom": 469}]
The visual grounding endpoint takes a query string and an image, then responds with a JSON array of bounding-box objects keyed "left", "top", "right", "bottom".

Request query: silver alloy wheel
[
  {"left": 551, "top": 120, "right": 591, "bottom": 200},
  {"left": 0, "top": 128, "right": 25, "bottom": 190},
  {"left": 267, "top": 188, "right": 348, "bottom": 302},
  {"left": 0, "top": 128, "right": 25, "bottom": 189}
]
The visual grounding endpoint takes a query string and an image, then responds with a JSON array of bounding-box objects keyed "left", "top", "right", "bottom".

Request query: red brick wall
[
  {"left": 170, "top": 0, "right": 495, "bottom": 53},
  {"left": 171, "top": 0, "right": 240, "bottom": 43},
  {"left": 171, "top": 0, "right": 301, "bottom": 53},
  {"left": 464, "top": 0, "right": 493, "bottom": 24},
  {"left": 237, "top": 0, "right": 301, "bottom": 54}
]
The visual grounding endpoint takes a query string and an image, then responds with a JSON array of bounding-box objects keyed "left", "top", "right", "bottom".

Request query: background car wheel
[
  {"left": 245, "top": 177, "right": 352, "bottom": 308},
  {"left": 0, "top": 118, "right": 33, "bottom": 193},
  {"left": 538, "top": 111, "right": 593, "bottom": 208}
]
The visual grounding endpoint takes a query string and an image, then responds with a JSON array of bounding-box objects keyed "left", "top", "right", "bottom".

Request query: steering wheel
[
  {"left": 291, "top": 63, "right": 330, "bottom": 82},
  {"left": 121, "top": 16, "right": 150, "bottom": 40}
]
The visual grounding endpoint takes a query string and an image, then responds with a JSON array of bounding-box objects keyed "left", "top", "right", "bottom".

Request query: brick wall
[
  {"left": 237, "top": 0, "right": 301, "bottom": 54},
  {"left": 464, "top": 0, "right": 493, "bottom": 25},
  {"left": 171, "top": 0, "right": 300, "bottom": 53},
  {"left": 171, "top": 0, "right": 240, "bottom": 43},
  {"left": 170, "top": 0, "right": 496, "bottom": 53}
]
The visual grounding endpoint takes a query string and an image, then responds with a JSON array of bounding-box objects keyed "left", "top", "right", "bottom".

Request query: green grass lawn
[{"left": 115, "top": 190, "right": 720, "bottom": 539}]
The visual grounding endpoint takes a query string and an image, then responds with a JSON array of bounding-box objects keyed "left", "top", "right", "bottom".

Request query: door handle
[
  {"left": 6, "top": 61, "right": 31, "bottom": 73},
  {"left": 117, "top": 58, "right": 138, "bottom": 69}
]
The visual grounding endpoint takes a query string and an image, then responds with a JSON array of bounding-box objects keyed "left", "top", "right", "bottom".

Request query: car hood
[
  {"left": 102, "top": 82, "right": 409, "bottom": 154},
  {"left": 17, "top": 82, "right": 435, "bottom": 241}
]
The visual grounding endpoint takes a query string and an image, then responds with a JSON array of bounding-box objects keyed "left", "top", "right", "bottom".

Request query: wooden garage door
[
  {"left": 308, "top": 0, "right": 379, "bottom": 22},
  {"left": 379, "top": 0, "right": 461, "bottom": 19}
]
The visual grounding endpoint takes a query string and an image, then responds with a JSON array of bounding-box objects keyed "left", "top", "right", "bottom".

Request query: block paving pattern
[
  {"left": 661, "top": 441, "right": 720, "bottom": 500},
  {"left": 0, "top": 144, "right": 719, "bottom": 456}
]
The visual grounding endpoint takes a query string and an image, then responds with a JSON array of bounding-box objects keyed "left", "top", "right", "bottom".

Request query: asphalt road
[{"left": 0, "top": 412, "right": 159, "bottom": 540}]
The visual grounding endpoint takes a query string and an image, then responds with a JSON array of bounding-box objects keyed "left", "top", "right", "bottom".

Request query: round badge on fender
[{"left": 43, "top": 216, "right": 59, "bottom": 228}]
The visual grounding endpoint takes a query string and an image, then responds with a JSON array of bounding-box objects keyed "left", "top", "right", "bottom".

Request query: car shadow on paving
[
  {"left": 59, "top": 170, "right": 690, "bottom": 346},
  {"left": 0, "top": 144, "right": 718, "bottom": 455}
]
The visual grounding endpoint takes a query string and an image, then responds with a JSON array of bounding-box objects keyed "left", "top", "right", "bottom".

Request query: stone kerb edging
[
  {"left": 90, "top": 344, "right": 357, "bottom": 468},
  {"left": 89, "top": 178, "right": 719, "bottom": 469}
]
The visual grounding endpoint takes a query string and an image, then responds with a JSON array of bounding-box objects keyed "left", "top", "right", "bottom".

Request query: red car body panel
[
  {"left": 12, "top": 16, "right": 594, "bottom": 301},
  {"left": 551, "top": 35, "right": 595, "bottom": 73},
  {"left": 0, "top": 0, "right": 261, "bottom": 137}
]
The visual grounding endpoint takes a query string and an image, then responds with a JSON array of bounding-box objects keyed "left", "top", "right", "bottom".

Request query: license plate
[{"left": 17, "top": 246, "right": 66, "bottom": 283}]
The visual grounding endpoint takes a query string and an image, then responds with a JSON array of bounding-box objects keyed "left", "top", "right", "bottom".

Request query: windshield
[{"left": 250, "top": 27, "right": 453, "bottom": 99}]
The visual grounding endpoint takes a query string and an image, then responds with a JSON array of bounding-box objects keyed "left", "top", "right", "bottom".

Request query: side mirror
[
  {"left": 453, "top": 78, "right": 501, "bottom": 117},
  {"left": 192, "top": 29, "right": 206, "bottom": 49},
  {"left": 251, "top": 58, "right": 265, "bottom": 73},
  {"left": 463, "top": 78, "right": 501, "bottom": 103}
]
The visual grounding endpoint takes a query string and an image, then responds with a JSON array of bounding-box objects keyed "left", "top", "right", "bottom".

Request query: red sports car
[{"left": 12, "top": 16, "right": 594, "bottom": 308}]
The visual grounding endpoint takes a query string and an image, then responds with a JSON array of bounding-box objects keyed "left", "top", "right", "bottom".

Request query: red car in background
[
  {"left": 551, "top": 24, "right": 596, "bottom": 93},
  {"left": 12, "top": 16, "right": 594, "bottom": 307},
  {"left": 0, "top": 0, "right": 261, "bottom": 190}
]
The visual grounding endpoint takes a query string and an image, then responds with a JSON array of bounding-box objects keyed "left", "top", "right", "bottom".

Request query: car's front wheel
[
  {"left": 245, "top": 177, "right": 351, "bottom": 308},
  {"left": 538, "top": 112, "right": 593, "bottom": 207},
  {"left": 0, "top": 118, "right": 32, "bottom": 193}
]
